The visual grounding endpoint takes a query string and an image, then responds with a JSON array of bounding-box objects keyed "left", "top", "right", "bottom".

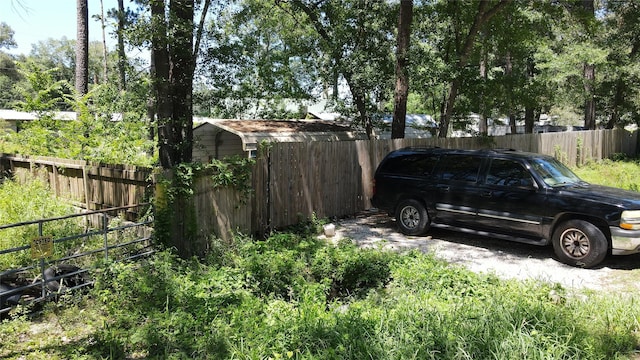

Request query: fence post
[
  {"left": 103, "top": 213, "right": 109, "bottom": 261},
  {"left": 82, "top": 165, "right": 91, "bottom": 212},
  {"left": 38, "top": 221, "right": 46, "bottom": 300}
]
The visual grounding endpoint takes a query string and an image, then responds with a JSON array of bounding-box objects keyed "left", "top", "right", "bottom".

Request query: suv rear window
[
  {"left": 380, "top": 154, "right": 439, "bottom": 176},
  {"left": 433, "top": 155, "right": 481, "bottom": 182}
]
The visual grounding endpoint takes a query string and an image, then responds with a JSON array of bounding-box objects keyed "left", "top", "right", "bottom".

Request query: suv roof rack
[
  {"left": 400, "top": 146, "right": 441, "bottom": 151},
  {"left": 483, "top": 148, "right": 520, "bottom": 153}
]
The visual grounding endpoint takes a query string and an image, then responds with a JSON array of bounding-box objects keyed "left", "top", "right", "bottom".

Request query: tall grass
[
  {"left": 2, "top": 235, "right": 639, "bottom": 359},
  {"left": 0, "top": 175, "right": 145, "bottom": 272},
  {"left": 0, "top": 176, "right": 81, "bottom": 269},
  {"left": 80, "top": 234, "right": 639, "bottom": 359},
  {"left": 573, "top": 157, "right": 640, "bottom": 192}
]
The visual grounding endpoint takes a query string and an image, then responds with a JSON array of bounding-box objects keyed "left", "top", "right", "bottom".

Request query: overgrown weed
[
  {"left": 574, "top": 157, "right": 640, "bottom": 192},
  {"left": 61, "top": 234, "right": 640, "bottom": 359}
]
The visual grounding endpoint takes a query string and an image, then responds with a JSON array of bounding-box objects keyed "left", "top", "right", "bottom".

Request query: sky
[{"left": 1, "top": 0, "right": 120, "bottom": 55}]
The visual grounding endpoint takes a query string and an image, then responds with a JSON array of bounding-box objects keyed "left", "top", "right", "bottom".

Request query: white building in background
[
  {"left": 375, "top": 114, "right": 438, "bottom": 139},
  {"left": 0, "top": 109, "right": 76, "bottom": 132}
]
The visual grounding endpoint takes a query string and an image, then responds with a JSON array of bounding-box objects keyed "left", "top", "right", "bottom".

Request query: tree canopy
[{"left": 1, "top": 0, "right": 639, "bottom": 156}]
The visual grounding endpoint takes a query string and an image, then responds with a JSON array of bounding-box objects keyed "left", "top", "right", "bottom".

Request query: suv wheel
[
  {"left": 552, "top": 220, "right": 608, "bottom": 268},
  {"left": 396, "top": 199, "right": 430, "bottom": 236}
]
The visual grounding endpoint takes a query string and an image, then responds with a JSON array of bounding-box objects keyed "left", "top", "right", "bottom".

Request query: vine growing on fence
[
  {"left": 156, "top": 156, "right": 255, "bottom": 204},
  {"left": 154, "top": 156, "right": 256, "bottom": 257}
]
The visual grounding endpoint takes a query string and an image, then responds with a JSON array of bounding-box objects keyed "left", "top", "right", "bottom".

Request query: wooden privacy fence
[
  {"left": 194, "top": 128, "right": 638, "bottom": 239},
  {"left": 1, "top": 129, "right": 638, "bottom": 241},
  {"left": 0, "top": 155, "right": 152, "bottom": 220}
]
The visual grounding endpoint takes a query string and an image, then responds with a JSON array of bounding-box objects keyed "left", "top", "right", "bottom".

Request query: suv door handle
[
  {"left": 437, "top": 185, "right": 450, "bottom": 192},
  {"left": 481, "top": 191, "right": 492, "bottom": 198}
]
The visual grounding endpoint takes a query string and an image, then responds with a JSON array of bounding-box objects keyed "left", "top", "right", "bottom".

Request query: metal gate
[{"left": 0, "top": 204, "right": 154, "bottom": 316}]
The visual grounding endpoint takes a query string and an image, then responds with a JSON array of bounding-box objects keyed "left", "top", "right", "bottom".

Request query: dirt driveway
[{"left": 324, "top": 210, "right": 640, "bottom": 294}]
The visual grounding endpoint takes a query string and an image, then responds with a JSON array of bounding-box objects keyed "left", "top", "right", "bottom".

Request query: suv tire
[
  {"left": 552, "top": 220, "right": 608, "bottom": 268},
  {"left": 396, "top": 199, "right": 430, "bottom": 236}
]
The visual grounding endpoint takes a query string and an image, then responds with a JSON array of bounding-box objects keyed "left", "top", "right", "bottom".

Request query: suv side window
[
  {"left": 486, "top": 158, "right": 534, "bottom": 188},
  {"left": 382, "top": 154, "right": 438, "bottom": 177},
  {"left": 434, "top": 155, "right": 480, "bottom": 183}
]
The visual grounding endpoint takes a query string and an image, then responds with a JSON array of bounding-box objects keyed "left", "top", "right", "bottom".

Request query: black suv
[{"left": 371, "top": 147, "right": 640, "bottom": 268}]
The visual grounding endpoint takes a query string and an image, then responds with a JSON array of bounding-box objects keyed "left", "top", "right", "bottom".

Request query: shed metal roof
[{"left": 194, "top": 118, "right": 368, "bottom": 151}]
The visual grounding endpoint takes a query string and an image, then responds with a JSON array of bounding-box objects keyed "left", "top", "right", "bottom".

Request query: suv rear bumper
[{"left": 610, "top": 226, "right": 640, "bottom": 255}]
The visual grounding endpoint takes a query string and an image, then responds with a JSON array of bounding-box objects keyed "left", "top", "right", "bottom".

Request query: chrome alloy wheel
[
  {"left": 400, "top": 205, "right": 421, "bottom": 230},
  {"left": 559, "top": 228, "right": 590, "bottom": 259}
]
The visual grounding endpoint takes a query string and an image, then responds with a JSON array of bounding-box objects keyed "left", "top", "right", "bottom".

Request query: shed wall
[{"left": 193, "top": 125, "right": 245, "bottom": 162}]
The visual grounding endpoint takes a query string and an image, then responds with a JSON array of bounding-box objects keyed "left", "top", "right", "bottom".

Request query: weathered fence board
[{"left": 193, "top": 176, "right": 252, "bottom": 242}]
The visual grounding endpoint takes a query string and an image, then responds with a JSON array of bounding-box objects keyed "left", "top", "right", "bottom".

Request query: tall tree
[
  {"left": 76, "top": 0, "right": 89, "bottom": 96},
  {"left": 0, "top": 22, "right": 17, "bottom": 50},
  {"left": 99, "top": 0, "right": 109, "bottom": 83},
  {"left": 116, "top": 0, "right": 127, "bottom": 90},
  {"left": 150, "top": 0, "right": 211, "bottom": 258},
  {"left": 481, "top": 1, "right": 557, "bottom": 134},
  {"left": 580, "top": 0, "right": 597, "bottom": 130},
  {"left": 152, "top": 0, "right": 196, "bottom": 168},
  {"left": 532, "top": 1, "right": 607, "bottom": 129},
  {"left": 283, "top": 0, "right": 395, "bottom": 138},
  {"left": 391, "top": 0, "right": 413, "bottom": 139},
  {"left": 196, "top": 0, "right": 319, "bottom": 119},
  {"left": 0, "top": 22, "right": 21, "bottom": 108},
  {"left": 601, "top": 1, "right": 640, "bottom": 128},
  {"left": 438, "top": 0, "right": 511, "bottom": 138}
]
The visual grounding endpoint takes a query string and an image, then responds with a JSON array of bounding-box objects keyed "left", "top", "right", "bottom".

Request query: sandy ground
[{"left": 321, "top": 210, "right": 640, "bottom": 294}]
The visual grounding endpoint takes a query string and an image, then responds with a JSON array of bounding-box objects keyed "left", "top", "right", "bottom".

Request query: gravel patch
[{"left": 321, "top": 210, "right": 640, "bottom": 293}]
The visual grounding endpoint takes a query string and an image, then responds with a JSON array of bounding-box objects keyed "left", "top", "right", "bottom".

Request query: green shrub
[
  {"left": 240, "top": 247, "right": 309, "bottom": 299},
  {"left": 311, "top": 239, "right": 393, "bottom": 300},
  {"left": 92, "top": 251, "right": 248, "bottom": 358}
]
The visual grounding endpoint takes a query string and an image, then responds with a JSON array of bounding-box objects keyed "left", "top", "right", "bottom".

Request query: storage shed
[{"left": 192, "top": 119, "right": 367, "bottom": 162}]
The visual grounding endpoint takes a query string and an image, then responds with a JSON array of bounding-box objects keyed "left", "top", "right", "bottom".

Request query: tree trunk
[
  {"left": 524, "top": 107, "right": 535, "bottom": 133},
  {"left": 151, "top": 0, "right": 173, "bottom": 168},
  {"left": 289, "top": 0, "right": 375, "bottom": 138},
  {"left": 344, "top": 71, "right": 373, "bottom": 138},
  {"left": 478, "top": 32, "right": 488, "bottom": 136},
  {"left": 99, "top": 0, "right": 108, "bottom": 83},
  {"left": 147, "top": 53, "right": 157, "bottom": 153},
  {"left": 524, "top": 58, "right": 536, "bottom": 133},
  {"left": 504, "top": 51, "right": 518, "bottom": 134},
  {"left": 439, "top": 79, "right": 459, "bottom": 137},
  {"left": 151, "top": 0, "right": 205, "bottom": 259},
  {"left": 117, "top": 0, "right": 127, "bottom": 90},
  {"left": 583, "top": 63, "right": 596, "bottom": 130},
  {"left": 508, "top": 113, "right": 516, "bottom": 134},
  {"left": 582, "top": 0, "right": 596, "bottom": 130},
  {"left": 169, "top": 0, "right": 195, "bottom": 164},
  {"left": 391, "top": 0, "right": 413, "bottom": 139},
  {"left": 75, "top": 0, "right": 89, "bottom": 96}
]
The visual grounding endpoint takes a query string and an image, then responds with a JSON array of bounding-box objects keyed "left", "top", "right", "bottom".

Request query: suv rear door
[
  {"left": 373, "top": 152, "right": 440, "bottom": 211},
  {"left": 431, "top": 154, "right": 484, "bottom": 227}
]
